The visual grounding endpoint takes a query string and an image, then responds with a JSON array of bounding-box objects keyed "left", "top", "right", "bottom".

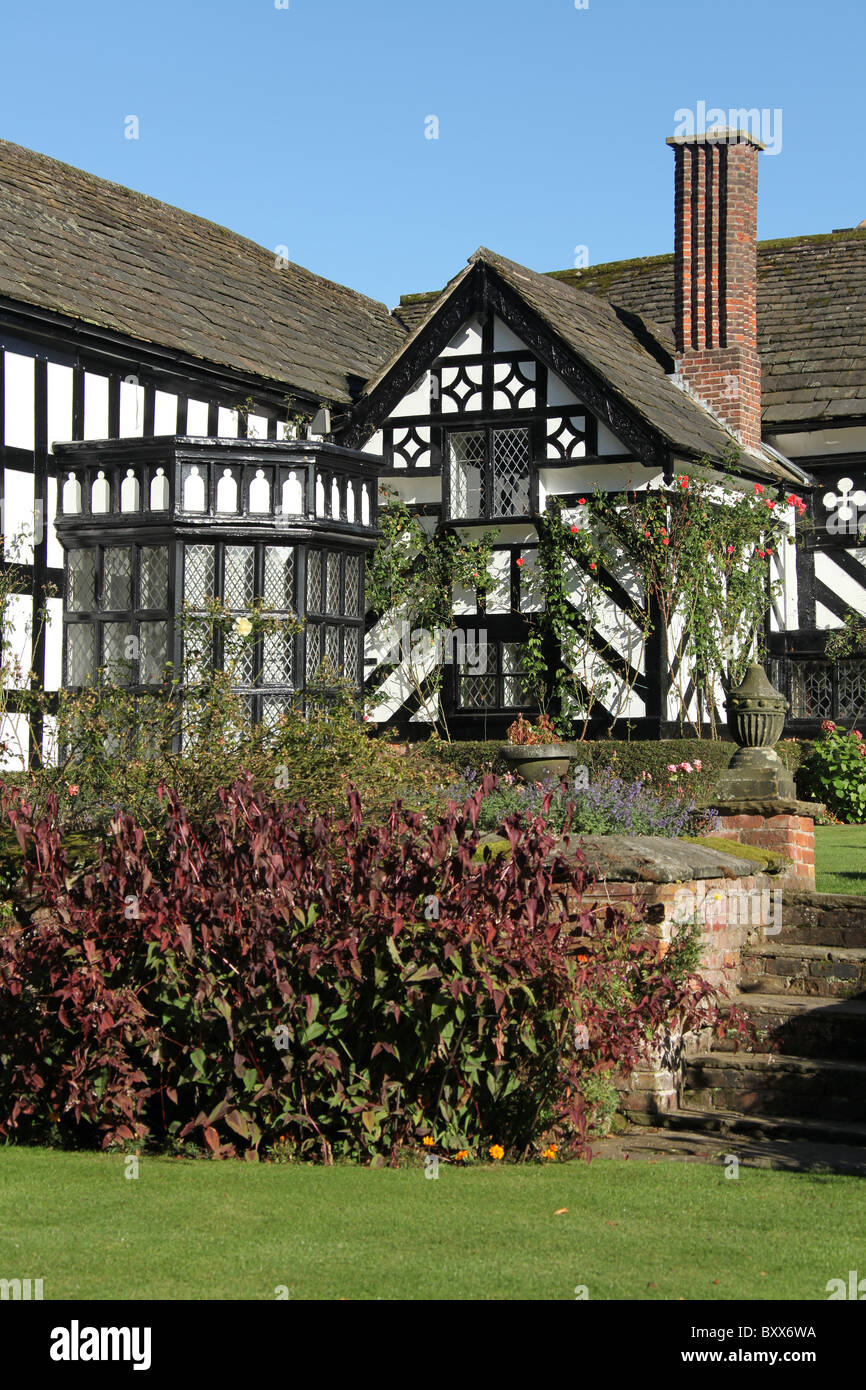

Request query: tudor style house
[{"left": 0, "top": 130, "right": 863, "bottom": 761}]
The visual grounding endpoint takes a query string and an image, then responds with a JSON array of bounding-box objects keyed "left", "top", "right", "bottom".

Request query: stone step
[
  {"left": 770, "top": 891, "right": 866, "bottom": 949},
  {"left": 683, "top": 1052, "right": 866, "bottom": 1122},
  {"left": 740, "top": 943, "right": 866, "bottom": 999},
  {"left": 657, "top": 1104, "right": 866, "bottom": 1151},
  {"left": 723, "top": 992, "right": 866, "bottom": 1059}
]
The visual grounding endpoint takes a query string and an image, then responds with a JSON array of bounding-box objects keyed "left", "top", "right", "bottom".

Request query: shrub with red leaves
[{"left": 0, "top": 776, "right": 728, "bottom": 1161}]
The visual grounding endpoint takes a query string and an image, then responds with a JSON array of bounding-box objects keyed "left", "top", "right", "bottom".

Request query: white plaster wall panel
[
  {"left": 482, "top": 523, "right": 537, "bottom": 546},
  {"left": 248, "top": 414, "right": 269, "bottom": 440},
  {"left": 538, "top": 462, "right": 656, "bottom": 494},
  {"left": 547, "top": 371, "right": 584, "bottom": 409},
  {"left": 153, "top": 391, "right": 178, "bottom": 435},
  {"left": 0, "top": 715, "right": 29, "bottom": 772},
  {"left": 769, "top": 427, "right": 866, "bottom": 459},
  {"left": 440, "top": 361, "right": 483, "bottom": 414},
  {"left": 597, "top": 420, "right": 628, "bottom": 455},
  {"left": 45, "top": 475, "right": 63, "bottom": 570},
  {"left": 379, "top": 476, "right": 440, "bottom": 507},
  {"left": 486, "top": 550, "right": 511, "bottom": 613},
  {"left": 389, "top": 374, "right": 431, "bottom": 419},
  {"left": 46, "top": 362, "right": 73, "bottom": 452},
  {"left": 562, "top": 628, "right": 646, "bottom": 720},
  {"left": 83, "top": 372, "right": 109, "bottom": 440},
  {"left": 439, "top": 316, "right": 483, "bottom": 357},
  {"left": 186, "top": 399, "right": 209, "bottom": 436},
  {"left": 217, "top": 406, "right": 238, "bottom": 438},
  {"left": 492, "top": 316, "right": 527, "bottom": 352},
  {"left": 4, "top": 352, "right": 35, "bottom": 450},
  {"left": 666, "top": 612, "right": 699, "bottom": 723},
  {"left": 4, "top": 468, "right": 35, "bottom": 564},
  {"left": 44, "top": 597, "right": 63, "bottom": 690},
  {"left": 41, "top": 714, "right": 58, "bottom": 768},
  {"left": 518, "top": 549, "right": 543, "bottom": 612},
  {"left": 365, "top": 607, "right": 413, "bottom": 667},
  {"left": 452, "top": 583, "right": 476, "bottom": 616},
  {"left": 2, "top": 592, "right": 32, "bottom": 689},
  {"left": 362, "top": 430, "right": 384, "bottom": 456},
  {"left": 815, "top": 600, "right": 843, "bottom": 629},
  {"left": 119, "top": 378, "right": 145, "bottom": 437}
]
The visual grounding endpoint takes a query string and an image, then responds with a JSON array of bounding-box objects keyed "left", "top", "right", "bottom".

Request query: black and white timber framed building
[{"left": 0, "top": 133, "right": 864, "bottom": 761}]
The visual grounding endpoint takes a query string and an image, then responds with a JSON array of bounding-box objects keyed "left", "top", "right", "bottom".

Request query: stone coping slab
[
  {"left": 548, "top": 834, "right": 759, "bottom": 884},
  {"left": 699, "top": 797, "right": 826, "bottom": 818}
]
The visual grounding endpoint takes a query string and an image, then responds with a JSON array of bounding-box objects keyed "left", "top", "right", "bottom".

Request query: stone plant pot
[{"left": 499, "top": 742, "right": 578, "bottom": 784}]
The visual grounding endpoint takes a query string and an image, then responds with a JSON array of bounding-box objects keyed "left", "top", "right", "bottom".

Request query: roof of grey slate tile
[
  {"left": 398, "top": 231, "right": 866, "bottom": 428},
  {"left": 0, "top": 140, "right": 406, "bottom": 404}
]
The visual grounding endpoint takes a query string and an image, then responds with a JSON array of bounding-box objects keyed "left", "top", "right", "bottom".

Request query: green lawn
[
  {"left": 815, "top": 824, "right": 866, "bottom": 894},
  {"left": 0, "top": 1147, "right": 862, "bottom": 1300}
]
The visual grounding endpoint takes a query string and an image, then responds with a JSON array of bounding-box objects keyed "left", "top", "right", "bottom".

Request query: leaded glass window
[
  {"left": 326, "top": 553, "right": 341, "bottom": 615},
  {"left": 140, "top": 547, "right": 169, "bottom": 609},
  {"left": 307, "top": 550, "right": 322, "bottom": 612},
  {"left": 224, "top": 545, "right": 254, "bottom": 609},
  {"left": 140, "top": 621, "right": 169, "bottom": 685},
  {"left": 448, "top": 431, "right": 486, "bottom": 519},
  {"left": 102, "top": 622, "right": 133, "bottom": 685},
  {"left": 344, "top": 554, "right": 361, "bottom": 617},
  {"left": 446, "top": 427, "right": 531, "bottom": 519},
  {"left": 262, "top": 629, "right": 294, "bottom": 686},
  {"left": 457, "top": 637, "right": 532, "bottom": 710},
  {"left": 66, "top": 624, "right": 94, "bottom": 686},
  {"left": 67, "top": 550, "right": 96, "bottom": 612},
  {"left": 264, "top": 546, "right": 295, "bottom": 612},
  {"left": 184, "top": 545, "right": 215, "bottom": 609},
  {"left": 103, "top": 548, "right": 132, "bottom": 610}
]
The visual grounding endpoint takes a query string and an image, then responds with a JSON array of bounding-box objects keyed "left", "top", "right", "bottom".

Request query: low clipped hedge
[{"left": 431, "top": 738, "right": 813, "bottom": 790}]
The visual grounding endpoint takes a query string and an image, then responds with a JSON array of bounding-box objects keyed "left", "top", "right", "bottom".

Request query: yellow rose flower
[{"left": 234, "top": 617, "right": 253, "bottom": 636}]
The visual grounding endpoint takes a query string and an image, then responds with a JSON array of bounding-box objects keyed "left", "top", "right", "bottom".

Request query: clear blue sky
[{"left": 1, "top": 0, "right": 863, "bottom": 310}]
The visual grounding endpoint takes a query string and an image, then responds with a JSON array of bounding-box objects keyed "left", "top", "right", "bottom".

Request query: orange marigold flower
[
  {"left": 422, "top": 1135, "right": 435, "bottom": 1147},
  {"left": 489, "top": 1144, "right": 504, "bottom": 1161},
  {"left": 455, "top": 1150, "right": 469, "bottom": 1161}
]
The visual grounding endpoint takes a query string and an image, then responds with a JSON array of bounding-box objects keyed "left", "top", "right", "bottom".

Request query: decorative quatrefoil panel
[
  {"left": 491, "top": 359, "right": 536, "bottom": 409},
  {"left": 546, "top": 415, "right": 587, "bottom": 460},
  {"left": 439, "top": 363, "right": 483, "bottom": 412},
  {"left": 392, "top": 425, "right": 431, "bottom": 468},
  {"left": 822, "top": 477, "right": 866, "bottom": 530}
]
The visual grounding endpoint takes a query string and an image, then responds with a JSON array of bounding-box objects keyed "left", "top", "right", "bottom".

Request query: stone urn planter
[
  {"left": 499, "top": 742, "right": 578, "bottom": 783},
  {"left": 714, "top": 661, "right": 796, "bottom": 801}
]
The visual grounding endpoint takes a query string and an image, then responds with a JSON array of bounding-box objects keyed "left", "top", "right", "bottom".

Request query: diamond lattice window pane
[
  {"left": 836, "top": 660, "right": 866, "bottom": 719},
  {"left": 344, "top": 555, "right": 361, "bottom": 616},
  {"left": 184, "top": 545, "right": 215, "bottom": 609},
  {"left": 492, "top": 429, "right": 531, "bottom": 516},
  {"left": 342, "top": 629, "right": 359, "bottom": 683},
  {"left": 261, "top": 695, "right": 294, "bottom": 730},
  {"left": 264, "top": 546, "right": 295, "bottom": 612},
  {"left": 324, "top": 625, "right": 340, "bottom": 671},
  {"left": 790, "top": 661, "right": 833, "bottom": 719},
  {"left": 67, "top": 550, "right": 96, "bottom": 612},
  {"left": 307, "top": 551, "right": 322, "bottom": 612},
  {"left": 102, "top": 622, "right": 134, "bottom": 685},
  {"left": 139, "top": 620, "right": 168, "bottom": 685},
  {"left": 224, "top": 628, "right": 256, "bottom": 687},
  {"left": 102, "top": 548, "right": 132, "bottom": 611},
  {"left": 262, "top": 629, "right": 294, "bottom": 686},
  {"left": 326, "top": 553, "right": 341, "bottom": 615},
  {"left": 502, "top": 641, "right": 531, "bottom": 704},
  {"left": 448, "top": 432, "right": 486, "bottom": 519},
  {"left": 140, "top": 547, "right": 169, "bottom": 609},
  {"left": 183, "top": 618, "right": 213, "bottom": 682},
  {"left": 305, "top": 623, "right": 321, "bottom": 682},
  {"left": 224, "top": 546, "right": 255, "bottom": 609},
  {"left": 460, "top": 674, "right": 496, "bottom": 708},
  {"left": 66, "top": 624, "right": 94, "bottom": 686}
]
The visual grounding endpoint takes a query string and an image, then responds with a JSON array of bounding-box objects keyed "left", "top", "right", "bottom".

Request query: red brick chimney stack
[{"left": 666, "top": 130, "right": 763, "bottom": 452}]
